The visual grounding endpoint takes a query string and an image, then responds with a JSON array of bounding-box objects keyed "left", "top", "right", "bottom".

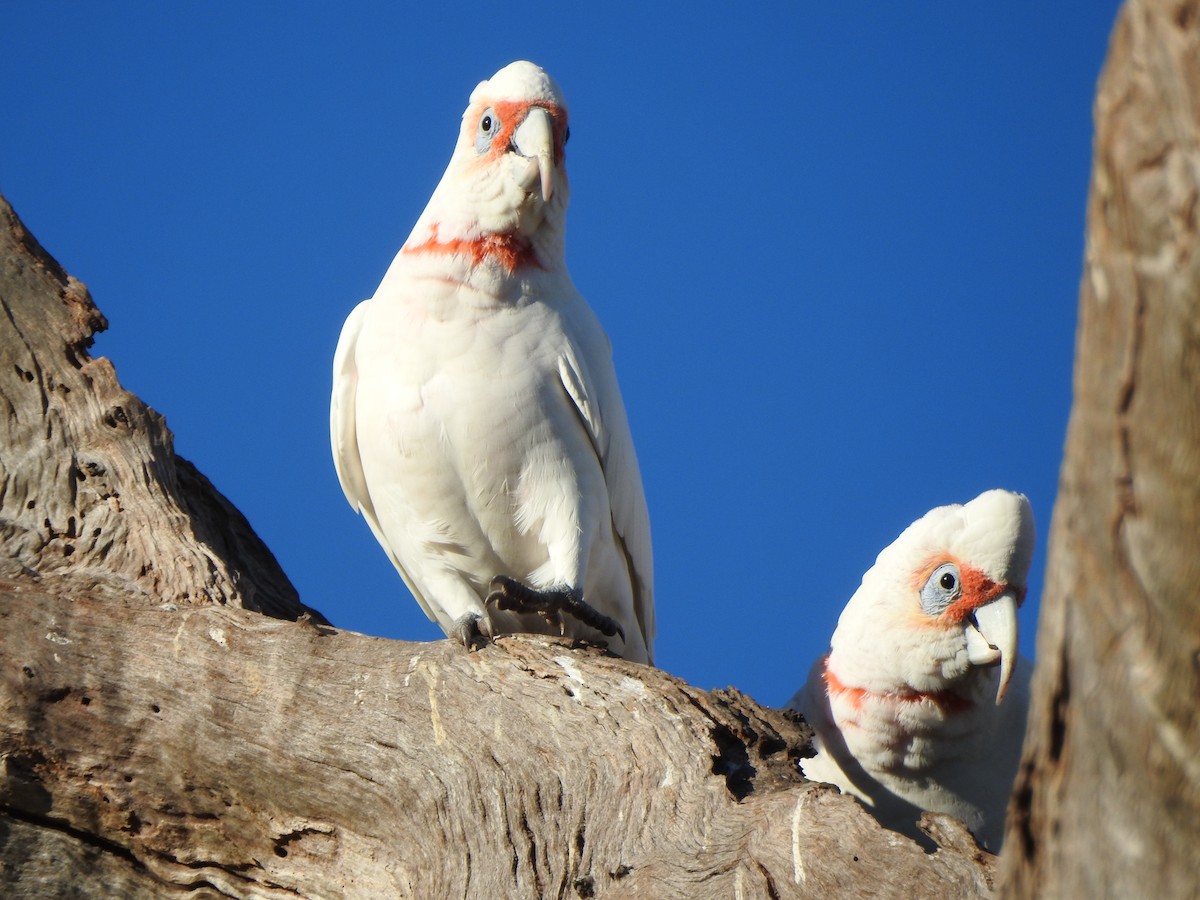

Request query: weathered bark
[
  {"left": 0, "top": 197, "right": 322, "bottom": 622},
  {"left": 1, "top": 588, "right": 997, "bottom": 899},
  {"left": 1001, "top": 1, "right": 1200, "bottom": 896},
  {"left": 0, "top": 196, "right": 1000, "bottom": 897}
]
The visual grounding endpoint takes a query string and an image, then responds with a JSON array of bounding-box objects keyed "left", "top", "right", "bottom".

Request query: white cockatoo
[
  {"left": 788, "top": 489, "right": 1035, "bottom": 851},
  {"left": 331, "top": 61, "right": 654, "bottom": 663}
]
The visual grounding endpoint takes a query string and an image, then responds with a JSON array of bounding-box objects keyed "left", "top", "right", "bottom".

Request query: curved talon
[
  {"left": 485, "top": 575, "right": 526, "bottom": 612},
  {"left": 488, "top": 582, "right": 565, "bottom": 633},
  {"left": 485, "top": 575, "right": 624, "bottom": 641},
  {"left": 452, "top": 612, "right": 492, "bottom": 651}
]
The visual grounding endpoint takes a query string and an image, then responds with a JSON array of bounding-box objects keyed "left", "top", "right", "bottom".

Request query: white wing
[
  {"left": 331, "top": 300, "right": 370, "bottom": 510},
  {"left": 330, "top": 299, "right": 440, "bottom": 623},
  {"left": 557, "top": 317, "right": 655, "bottom": 657}
]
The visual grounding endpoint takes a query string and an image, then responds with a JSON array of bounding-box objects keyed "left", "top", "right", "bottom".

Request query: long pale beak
[
  {"left": 965, "top": 592, "right": 1019, "bottom": 705},
  {"left": 511, "top": 106, "right": 555, "bottom": 202}
]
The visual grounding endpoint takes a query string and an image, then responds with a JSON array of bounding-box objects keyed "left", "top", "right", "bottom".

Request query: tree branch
[{"left": 0, "top": 193, "right": 998, "bottom": 897}]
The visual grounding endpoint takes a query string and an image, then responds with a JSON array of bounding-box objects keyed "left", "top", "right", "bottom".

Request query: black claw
[
  {"left": 485, "top": 575, "right": 625, "bottom": 641},
  {"left": 452, "top": 612, "right": 491, "bottom": 651}
]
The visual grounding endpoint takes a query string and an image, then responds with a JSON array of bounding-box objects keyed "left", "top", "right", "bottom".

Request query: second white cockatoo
[
  {"left": 788, "top": 489, "right": 1035, "bottom": 852},
  {"left": 331, "top": 61, "right": 654, "bottom": 663}
]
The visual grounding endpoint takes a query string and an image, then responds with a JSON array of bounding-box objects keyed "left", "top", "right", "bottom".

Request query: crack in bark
[
  {"left": 757, "top": 860, "right": 781, "bottom": 900},
  {"left": 0, "top": 802, "right": 237, "bottom": 896},
  {"left": 0, "top": 291, "right": 51, "bottom": 418},
  {"left": 518, "top": 805, "right": 544, "bottom": 897}
]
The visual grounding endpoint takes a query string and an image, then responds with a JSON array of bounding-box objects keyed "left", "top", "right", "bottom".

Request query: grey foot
[
  {"left": 451, "top": 612, "right": 493, "bottom": 651},
  {"left": 485, "top": 575, "right": 626, "bottom": 642}
]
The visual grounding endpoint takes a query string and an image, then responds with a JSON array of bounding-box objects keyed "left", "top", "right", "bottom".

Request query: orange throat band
[
  {"left": 402, "top": 225, "right": 542, "bottom": 274},
  {"left": 823, "top": 657, "right": 973, "bottom": 716}
]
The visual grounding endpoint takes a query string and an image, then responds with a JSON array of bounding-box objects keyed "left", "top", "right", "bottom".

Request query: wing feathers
[
  {"left": 558, "top": 340, "right": 655, "bottom": 654},
  {"left": 330, "top": 299, "right": 443, "bottom": 626}
]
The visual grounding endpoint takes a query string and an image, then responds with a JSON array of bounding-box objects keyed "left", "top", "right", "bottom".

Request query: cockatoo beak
[
  {"left": 965, "top": 592, "right": 1019, "bottom": 705},
  {"left": 511, "top": 106, "right": 556, "bottom": 202}
]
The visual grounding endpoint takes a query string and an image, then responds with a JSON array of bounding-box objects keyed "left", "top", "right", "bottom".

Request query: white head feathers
[
  {"left": 830, "top": 489, "right": 1034, "bottom": 701},
  {"left": 790, "top": 489, "right": 1035, "bottom": 852},
  {"left": 404, "top": 61, "right": 571, "bottom": 255},
  {"left": 468, "top": 61, "right": 566, "bottom": 112}
]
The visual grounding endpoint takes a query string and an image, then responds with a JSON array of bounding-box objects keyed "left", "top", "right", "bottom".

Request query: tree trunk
[
  {"left": 0, "top": 201, "right": 323, "bottom": 622},
  {"left": 1001, "top": 1, "right": 1200, "bottom": 896},
  {"left": 0, "top": 195, "right": 998, "bottom": 897}
]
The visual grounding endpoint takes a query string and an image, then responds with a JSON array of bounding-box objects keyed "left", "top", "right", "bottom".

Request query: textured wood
[
  {"left": 0, "top": 195, "right": 321, "bottom": 620},
  {"left": 1001, "top": 1, "right": 1200, "bottom": 895},
  {"left": 0, "top": 194, "right": 1001, "bottom": 897},
  {"left": 0, "top": 587, "right": 996, "bottom": 899}
]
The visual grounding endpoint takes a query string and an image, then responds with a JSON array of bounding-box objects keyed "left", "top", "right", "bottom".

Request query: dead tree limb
[{"left": 1001, "top": 1, "right": 1200, "bottom": 896}]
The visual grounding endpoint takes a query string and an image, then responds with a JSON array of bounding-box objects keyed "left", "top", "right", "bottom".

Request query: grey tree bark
[
  {"left": 0, "top": 203, "right": 324, "bottom": 621},
  {"left": 0, "top": 195, "right": 996, "bottom": 898},
  {"left": 1001, "top": 0, "right": 1200, "bottom": 896}
]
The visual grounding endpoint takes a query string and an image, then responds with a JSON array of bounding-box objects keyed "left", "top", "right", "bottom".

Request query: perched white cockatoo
[
  {"left": 788, "top": 489, "right": 1035, "bottom": 851},
  {"left": 331, "top": 61, "right": 654, "bottom": 663}
]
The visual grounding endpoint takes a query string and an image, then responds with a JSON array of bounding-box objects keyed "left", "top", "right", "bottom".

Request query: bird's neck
[
  {"left": 823, "top": 656, "right": 976, "bottom": 718},
  {"left": 375, "top": 216, "right": 565, "bottom": 309},
  {"left": 401, "top": 223, "right": 546, "bottom": 274},
  {"left": 820, "top": 653, "right": 999, "bottom": 774}
]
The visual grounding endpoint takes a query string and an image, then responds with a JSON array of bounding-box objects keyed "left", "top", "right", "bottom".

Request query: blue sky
[{"left": 4, "top": 3, "right": 1121, "bottom": 706}]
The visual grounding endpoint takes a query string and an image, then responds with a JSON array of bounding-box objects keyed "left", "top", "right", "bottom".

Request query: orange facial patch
[
  {"left": 911, "top": 555, "right": 1026, "bottom": 626},
  {"left": 474, "top": 99, "right": 568, "bottom": 165}
]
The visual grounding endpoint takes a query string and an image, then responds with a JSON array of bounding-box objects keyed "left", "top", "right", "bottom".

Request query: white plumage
[
  {"left": 331, "top": 61, "right": 653, "bottom": 663},
  {"left": 788, "top": 489, "right": 1035, "bottom": 851}
]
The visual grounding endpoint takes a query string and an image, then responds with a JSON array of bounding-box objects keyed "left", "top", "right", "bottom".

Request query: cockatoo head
[
  {"left": 828, "top": 490, "right": 1035, "bottom": 706},
  {"left": 413, "top": 61, "right": 570, "bottom": 254}
]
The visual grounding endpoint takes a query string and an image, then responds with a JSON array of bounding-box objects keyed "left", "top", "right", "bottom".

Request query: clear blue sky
[{"left": 4, "top": 3, "right": 1122, "bottom": 706}]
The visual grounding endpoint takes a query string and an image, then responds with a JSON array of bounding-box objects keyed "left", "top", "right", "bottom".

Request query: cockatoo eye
[
  {"left": 920, "top": 562, "right": 961, "bottom": 615},
  {"left": 475, "top": 108, "right": 500, "bottom": 154},
  {"left": 563, "top": 126, "right": 571, "bottom": 146}
]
